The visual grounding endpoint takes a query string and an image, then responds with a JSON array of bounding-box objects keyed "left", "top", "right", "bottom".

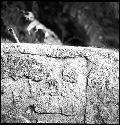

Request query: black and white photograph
[{"left": 1, "top": 1, "right": 119, "bottom": 123}]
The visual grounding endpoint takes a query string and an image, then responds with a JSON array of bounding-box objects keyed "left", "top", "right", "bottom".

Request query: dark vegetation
[{"left": 1, "top": 1, "right": 119, "bottom": 49}]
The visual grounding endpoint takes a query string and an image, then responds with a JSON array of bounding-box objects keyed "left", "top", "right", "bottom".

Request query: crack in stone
[
  {"left": 83, "top": 55, "right": 94, "bottom": 123},
  {"left": 1, "top": 43, "right": 119, "bottom": 123}
]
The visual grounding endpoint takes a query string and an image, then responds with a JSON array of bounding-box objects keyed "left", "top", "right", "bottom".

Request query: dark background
[{"left": 1, "top": 1, "right": 119, "bottom": 49}]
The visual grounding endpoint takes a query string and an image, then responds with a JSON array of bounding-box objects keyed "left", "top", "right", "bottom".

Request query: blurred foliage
[{"left": 1, "top": 1, "right": 119, "bottom": 48}]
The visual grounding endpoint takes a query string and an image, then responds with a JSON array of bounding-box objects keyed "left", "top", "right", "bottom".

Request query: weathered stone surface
[{"left": 1, "top": 43, "right": 119, "bottom": 123}]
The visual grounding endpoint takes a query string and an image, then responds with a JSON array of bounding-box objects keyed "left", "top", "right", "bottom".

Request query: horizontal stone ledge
[
  {"left": 1, "top": 43, "right": 118, "bottom": 59},
  {"left": 1, "top": 43, "right": 119, "bottom": 123}
]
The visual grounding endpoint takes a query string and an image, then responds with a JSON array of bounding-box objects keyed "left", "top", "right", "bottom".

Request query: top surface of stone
[{"left": 1, "top": 43, "right": 119, "bottom": 58}]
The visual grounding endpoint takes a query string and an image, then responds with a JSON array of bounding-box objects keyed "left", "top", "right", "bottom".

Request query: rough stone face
[{"left": 1, "top": 43, "right": 119, "bottom": 123}]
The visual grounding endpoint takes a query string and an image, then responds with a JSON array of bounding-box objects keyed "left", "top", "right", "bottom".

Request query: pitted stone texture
[
  {"left": 86, "top": 54, "right": 119, "bottom": 124},
  {"left": 1, "top": 43, "right": 119, "bottom": 123}
]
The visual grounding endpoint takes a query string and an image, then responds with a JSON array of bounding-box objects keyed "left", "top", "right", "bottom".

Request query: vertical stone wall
[{"left": 1, "top": 43, "right": 119, "bottom": 123}]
